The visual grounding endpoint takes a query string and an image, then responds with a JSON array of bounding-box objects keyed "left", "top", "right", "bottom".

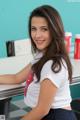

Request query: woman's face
[{"left": 31, "top": 16, "right": 52, "bottom": 52}]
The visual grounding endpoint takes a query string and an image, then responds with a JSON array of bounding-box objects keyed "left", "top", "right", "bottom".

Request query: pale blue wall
[{"left": 0, "top": 0, "right": 80, "bottom": 58}]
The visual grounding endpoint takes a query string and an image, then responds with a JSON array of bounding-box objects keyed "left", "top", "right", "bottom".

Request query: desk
[
  {"left": 0, "top": 58, "right": 80, "bottom": 99},
  {"left": 0, "top": 54, "right": 33, "bottom": 100},
  {"left": 0, "top": 84, "right": 25, "bottom": 100}
]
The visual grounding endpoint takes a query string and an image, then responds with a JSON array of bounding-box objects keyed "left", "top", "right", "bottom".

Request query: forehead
[{"left": 31, "top": 17, "right": 48, "bottom": 26}]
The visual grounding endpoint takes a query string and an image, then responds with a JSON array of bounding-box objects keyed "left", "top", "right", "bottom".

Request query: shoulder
[
  {"left": 43, "top": 60, "right": 53, "bottom": 68},
  {"left": 41, "top": 60, "right": 54, "bottom": 74},
  {"left": 42, "top": 59, "right": 67, "bottom": 71}
]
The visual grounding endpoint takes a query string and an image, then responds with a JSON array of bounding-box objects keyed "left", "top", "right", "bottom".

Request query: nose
[{"left": 35, "top": 30, "right": 41, "bottom": 38}]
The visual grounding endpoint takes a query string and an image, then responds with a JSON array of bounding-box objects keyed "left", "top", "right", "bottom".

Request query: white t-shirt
[{"left": 24, "top": 53, "right": 72, "bottom": 109}]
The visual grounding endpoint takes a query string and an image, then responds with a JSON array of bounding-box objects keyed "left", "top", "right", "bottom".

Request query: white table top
[{"left": 0, "top": 55, "right": 32, "bottom": 100}]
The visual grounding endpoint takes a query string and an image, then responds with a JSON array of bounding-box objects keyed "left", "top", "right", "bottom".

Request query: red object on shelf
[
  {"left": 74, "top": 34, "right": 80, "bottom": 59},
  {"left": 65, "top": 32, "right": 72, "bottom": 53}
]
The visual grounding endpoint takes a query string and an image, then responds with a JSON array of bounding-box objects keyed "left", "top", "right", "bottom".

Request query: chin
[
  {"left": 37, "top": 45, "right": 47, "bottom": 51},
  {"left": 37, "top": 47, "right": 44, "bottom": 51}
]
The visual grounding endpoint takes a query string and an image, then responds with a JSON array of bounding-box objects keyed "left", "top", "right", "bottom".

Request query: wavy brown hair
[{"left": 28, "top": 5, "right": 72, "bottom": 83}]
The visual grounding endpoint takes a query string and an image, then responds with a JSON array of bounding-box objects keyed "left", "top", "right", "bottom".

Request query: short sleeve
[{"left": 40, "top": 60, "right": 68, "bottom": 88}]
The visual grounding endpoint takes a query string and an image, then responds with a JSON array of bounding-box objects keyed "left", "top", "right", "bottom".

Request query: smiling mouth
[{"left": 36, "top": 40, "right": 45, "bottom": 44}]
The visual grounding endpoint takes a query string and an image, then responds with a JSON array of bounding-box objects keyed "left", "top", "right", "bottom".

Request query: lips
[{"left": 36, "top": 40, "right": 45, "bottom": 45}]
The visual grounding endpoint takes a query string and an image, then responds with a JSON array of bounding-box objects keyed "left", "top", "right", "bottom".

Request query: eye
[
  {"left": 31, "top": 27, "right": 36, "bottom": 31},
  {"left": 41, "top": 27, "right": 48, "bottom": 32}
]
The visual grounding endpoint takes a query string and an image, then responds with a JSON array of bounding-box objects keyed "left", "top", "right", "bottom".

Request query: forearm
[
  {"left": 0, "top": 74, "right": 17, "bottom": 84},
  {"left": 21, "top": 107, "right": 47, "bottom": 120}
]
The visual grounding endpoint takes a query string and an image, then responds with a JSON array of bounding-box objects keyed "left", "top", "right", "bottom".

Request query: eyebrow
[{"left": 31, "top": 26, "right": 48, "bottom": 28}]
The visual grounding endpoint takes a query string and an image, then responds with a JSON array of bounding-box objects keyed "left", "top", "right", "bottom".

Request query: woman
[{"left": 0, "top": 5, "right": 77, "bottom": 120}]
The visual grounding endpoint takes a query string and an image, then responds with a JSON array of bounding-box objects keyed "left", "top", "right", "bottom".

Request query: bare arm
[
  {"left": 21, "top": 79, "right": 58, "bottom": 120},
  {"left": 0, "top": 63, "right": 32, "bottom": 84}
]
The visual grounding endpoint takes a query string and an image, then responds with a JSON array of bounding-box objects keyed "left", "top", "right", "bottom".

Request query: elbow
[
  {"left": 42, "top": 108, "right": 50, "bottom": 116},
  {"left": 14, "top": 74, "right": 20, "bottom": 84},
  {"left": 15, "top": 73, "right": 24, "bottom": 84}
]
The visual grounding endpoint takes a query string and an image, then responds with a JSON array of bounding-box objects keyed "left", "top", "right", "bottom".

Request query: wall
[{"left": 0, "top": 0, "right": 80, "bottom": 58}]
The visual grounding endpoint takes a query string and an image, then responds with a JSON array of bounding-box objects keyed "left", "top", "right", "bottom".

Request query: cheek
[
  {"left": 47, "top": 40, "right": 51, "bottom": 47},
  {"left": 46, "top": 34, "right": 52, "bottom": 44},
  {"left": 31, "top": 32, "right": 34, "bottom": 38},
  {"left": 31, "top": 33, "right": 35, "bottom": 41}
]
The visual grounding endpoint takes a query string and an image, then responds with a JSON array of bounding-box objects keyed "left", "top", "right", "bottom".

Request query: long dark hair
[{"left": 28, "top": 5, "right": 72, "bottom": 83}]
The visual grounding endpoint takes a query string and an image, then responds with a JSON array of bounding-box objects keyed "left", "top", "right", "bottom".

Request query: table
[
  {"left": 0, "top": 58, "right": 80, "bottom": 99},
  {"left": 0, "top": 54, "right": 33, "bottom": 100},
  {"left": 0, "top": 84, "right": 25, "bottom": 100}
]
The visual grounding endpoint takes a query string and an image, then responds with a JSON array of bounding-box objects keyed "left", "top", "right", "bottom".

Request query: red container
[
  {"left": 74, "top": 34, "right": 80, "bottom": 59},
  {"left": 65, "top": 32, "right": 72, "bottom": 53}
]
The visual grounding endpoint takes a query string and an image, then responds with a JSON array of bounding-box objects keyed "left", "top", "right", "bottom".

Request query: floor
[
  {"left": 0, "top": 96, "right": 31, "bottom": 120},
  {"left": 9, "top": 99, "right": 31, "bottom": 120}
]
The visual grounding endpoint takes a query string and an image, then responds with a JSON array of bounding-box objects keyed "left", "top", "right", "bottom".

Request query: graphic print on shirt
[{"left": 24, "top": 71, "right": 34, "bottom": 96}]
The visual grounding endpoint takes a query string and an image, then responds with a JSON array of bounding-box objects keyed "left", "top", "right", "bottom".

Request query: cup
[
  {"left": 74, "top": 34, "right": 80, "bottom": 59},
  {"left": 65, "top": 32, "right": 72, "bottom": 53}
]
